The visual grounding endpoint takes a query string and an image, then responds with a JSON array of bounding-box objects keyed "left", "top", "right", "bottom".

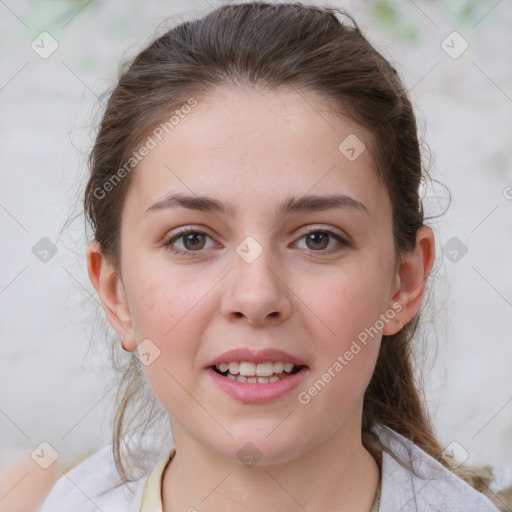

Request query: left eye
[{"left": 295, "top": 229, "right": 347, "bottom": 252}]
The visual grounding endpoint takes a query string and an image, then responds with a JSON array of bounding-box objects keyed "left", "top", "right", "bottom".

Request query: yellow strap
[
  {"left": 140, "top": 448, "right": 176, "bottom": 512},
  {"left": 370, "top": 476, "right": 381, "bottom": 512}
]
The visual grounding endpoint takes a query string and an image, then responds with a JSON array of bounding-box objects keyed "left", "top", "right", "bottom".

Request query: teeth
[
  {"left": 228, "top": 362, "right": 240, "bottom": 375},
  {"left": 239, "top": 362, "right": 256, "bottom": 376},
  {"left": 256, "top": 362, "right": 274, "bottom": 377},
  {"left": 214, "top": 360, "right": 300, "bottom": 383},
  {"left": 273, "top": 361, "right": 284, "bottom": 373},
  {"left": 227, "top": 374, "right": 287, "bottom": 384}
]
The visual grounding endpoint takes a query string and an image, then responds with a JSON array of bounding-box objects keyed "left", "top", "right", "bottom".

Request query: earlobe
[
  {"left": 383, "top": 226, "right": 435, "bottom": 336},
  {"left": 86, "top": 240, "right": 137, "bottom": 351}
]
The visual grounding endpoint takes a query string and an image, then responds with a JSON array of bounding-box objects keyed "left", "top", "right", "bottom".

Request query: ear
[
  {"left": 383, "top": 226, "right": 435, "bottom": 335},
  {"left": 86, "top": 240, "right": 137, "bottom": 351}
]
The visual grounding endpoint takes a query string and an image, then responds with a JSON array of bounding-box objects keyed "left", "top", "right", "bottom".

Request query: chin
[{"left": 206, "top": 430, "right": 308, "bottom": 468}]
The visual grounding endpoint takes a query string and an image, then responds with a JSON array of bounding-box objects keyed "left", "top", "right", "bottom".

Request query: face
[{"left": 98, "top": 86, "right": 404, "bottom": 465}]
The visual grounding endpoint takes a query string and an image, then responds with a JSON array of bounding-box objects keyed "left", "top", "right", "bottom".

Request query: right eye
[{"left": 162, "top": 229, "right": 216, "bottom": 256}]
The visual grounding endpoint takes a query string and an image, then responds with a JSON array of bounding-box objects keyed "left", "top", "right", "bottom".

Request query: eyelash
[{"left": 162, "top": 227, "right": 350, "bottom": 257}]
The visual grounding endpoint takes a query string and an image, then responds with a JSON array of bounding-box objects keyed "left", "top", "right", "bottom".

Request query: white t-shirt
[{"left": 38, "top": 424, "right": 500, "bottom": 512}]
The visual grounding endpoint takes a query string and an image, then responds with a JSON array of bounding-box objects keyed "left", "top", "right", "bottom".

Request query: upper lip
[{"left": 206, "top": 347, "right": 309, "bottom": 368}]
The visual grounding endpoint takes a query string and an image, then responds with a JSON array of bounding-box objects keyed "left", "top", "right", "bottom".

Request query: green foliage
[
  {"left": 369, "top": 0, "right": 421, "bottom": 43},
  {"left": 26, "top": 0, "right": 97, "bottom": 36},
  {"left": 368, "top": 0, "right": 505, "bottom": 43}
]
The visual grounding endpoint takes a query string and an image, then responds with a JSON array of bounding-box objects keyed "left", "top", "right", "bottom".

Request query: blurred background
[{"left": 1, "top": 0, "right": 511, "bottom": 508}]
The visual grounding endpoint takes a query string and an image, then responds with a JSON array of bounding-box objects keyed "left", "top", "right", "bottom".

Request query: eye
[
  {"left": 162, "top": 226, "right": 350, "bottom": 257},
  {"left": 163, "top": 229, "right": 216, "bottom": 256},
  {"left": 295, "top": 228, "right": 349, "bottom": 253}
]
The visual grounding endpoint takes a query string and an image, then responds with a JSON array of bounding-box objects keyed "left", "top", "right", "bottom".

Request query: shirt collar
[{"left": 140, "top": 447, "right": 175, "bottom": 512}]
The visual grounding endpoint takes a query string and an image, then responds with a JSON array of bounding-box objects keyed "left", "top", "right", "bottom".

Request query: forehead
[{"left": 124, "top": 86, "right": 390, "bottom": 221}]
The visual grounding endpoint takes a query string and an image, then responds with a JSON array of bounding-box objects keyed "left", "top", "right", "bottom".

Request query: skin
[
  {"left": 0, "top": 452, "right": 61, "bottom": 512},
  {"left": 87, "top": 86, "right": 435, "bottom": 511}
]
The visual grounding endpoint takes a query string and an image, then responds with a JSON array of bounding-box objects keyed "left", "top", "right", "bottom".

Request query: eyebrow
[{"left": 144, "top": 192, "right": 370, "bottom": 217}]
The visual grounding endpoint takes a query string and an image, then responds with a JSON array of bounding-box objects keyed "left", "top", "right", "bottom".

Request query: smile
[
  {"left": 212, "top": 361, "right": 303, "bottom": 383},
  {"left": 207, "top": 363, "right": 309, "bottom": 403}
]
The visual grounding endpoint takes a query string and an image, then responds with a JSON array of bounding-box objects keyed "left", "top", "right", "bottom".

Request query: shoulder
[
  {"left": 38, "top": 444, "right": 155, "bottom": 512},
  {"left": 373, "top": 424, "right": 500, "bottom": 512}
]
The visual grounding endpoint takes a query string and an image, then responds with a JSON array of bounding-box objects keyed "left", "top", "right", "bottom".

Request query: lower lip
[{"left": 206, "top": 367, "right": 309, "bottom": 404}]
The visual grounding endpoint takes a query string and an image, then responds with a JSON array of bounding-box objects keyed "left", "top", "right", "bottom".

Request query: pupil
[
  {"left": 307, "top": 232, "right": 328, "bottom": 250},
  {"left": 185, "top": 233, "right": 204, "bottom": 250}
]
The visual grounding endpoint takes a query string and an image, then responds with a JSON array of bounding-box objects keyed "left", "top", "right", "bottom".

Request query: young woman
[{"left": 39, "top": 2, "right": 505, "bottom": 511}]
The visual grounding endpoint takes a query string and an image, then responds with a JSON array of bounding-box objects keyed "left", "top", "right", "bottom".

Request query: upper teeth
[{"left": 216, "top": 361, "right": 295, "bottom": 376}]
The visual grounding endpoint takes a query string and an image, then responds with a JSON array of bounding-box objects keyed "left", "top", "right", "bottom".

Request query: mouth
[
  {"left": 205, "top": 347, "right": 309, "bottom": 402},
  {"left": 206, "top": 360, "right": 309, "bottom": 403},
  {"left": 210, "top": 361, "right": 306, "bottom": 384}
]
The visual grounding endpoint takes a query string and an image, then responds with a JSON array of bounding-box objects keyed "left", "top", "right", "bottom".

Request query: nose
[{"left": 220, "top": 242, "right": 292, "bottom": 326}]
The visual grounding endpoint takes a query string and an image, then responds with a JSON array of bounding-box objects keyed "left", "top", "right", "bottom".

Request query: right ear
[{"left": 86, "top": 240, "right": 137, "bottom": 351}]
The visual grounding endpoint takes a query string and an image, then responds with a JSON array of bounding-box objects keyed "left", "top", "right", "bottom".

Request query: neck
[{"left": 162, "top": 420, "right": 380, "bottom": 512}]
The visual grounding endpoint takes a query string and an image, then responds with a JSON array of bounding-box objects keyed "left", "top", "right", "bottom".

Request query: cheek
[
  {"left": 296, "top": 275, "right": 384, "bottom": 417},
  {"left": 302, "top": 256, "right": 395, "bottom": 345},
  {"left": 132, "top": 297, "right": 212, "bottom": 425},
  {"left": 123, "top": 261, "right": 217, "bottom": 366},
  {"left": 124, "top": 260, "right": 212, "bottom": 340},
  {"left": 296, "top": 252, "right": 394, "bottom": 405}
]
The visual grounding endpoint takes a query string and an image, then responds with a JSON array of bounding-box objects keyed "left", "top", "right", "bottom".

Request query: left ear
[{"left": 383, "top": 226, "right": 435, "bottom": 335}]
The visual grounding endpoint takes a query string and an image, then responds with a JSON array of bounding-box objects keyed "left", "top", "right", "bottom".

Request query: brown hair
[{"left": 83, "top": 2, "right": 508, "bottom": 507}]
